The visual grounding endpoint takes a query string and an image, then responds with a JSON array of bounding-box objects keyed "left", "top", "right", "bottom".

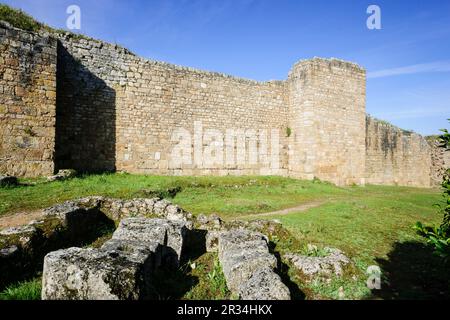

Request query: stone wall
[
  {"left": 55, "top": 34, "right": 289, "bottom": 176},
  {"left": 0, "top": 22, "right": 56, "bottom": 177},
  {"left": 365, "top": 116, "right": 432, "bottom": 187},
  {"left": 287, "top": 59, "right": 366, "bottom": 185},
  {"left": 0, "top": 22, "right": 444, "bottom": 187},
  {"left": 428, "top": 136, "right": 450, "bottom": 186}
]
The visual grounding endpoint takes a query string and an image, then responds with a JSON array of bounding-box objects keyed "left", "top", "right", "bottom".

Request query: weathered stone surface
[
  {"left": 366, "top": 117, "right": 433, "bottom": 187},
  {"left": 0, "top": 245, "right": 19, "bottom": 258},
  {"left": 196, "top": 214, "right": 224, "bottom": 231},
  {"left": 100, "top": 238, "right": 161, "bottom": 268},
  {"left": 112, "top": 218, "right": 188, "bottom": 266},
  {"left": 0, "top": 20, "right": 443, "bottom": 187},
  {"left": 0, "top": 225, "right": 43, "bottom": 289},
  {"left": 41, "top": 213, "right": 192, "bottom": 300},
  {"left": 0, "top": 22, "right": 56, "bottom": 178},
  {"left": 284, "top": 247, "right": 350, "bottom": 277},
  {"left": 42, "top": 200, "right": 114, "bottom": 242},
  {"left": 71, "top": 196, "right": 193, "bottom": 225},
  {"left": 47, "top": 169, "right": 77, "bottom": 182},
  {"left": 0, "top": 175, "right": 18, "bottom": 187},
  {"left": 218, "top": 229, "right": 290, "bottom": 300},
  {"left": 205, "top": 230, "right": 222, "bottom": 253},
  {"left": 239, "top": 267, "right": 291, "bottom": 300},
  {"left": 42, "top": 247, "right": 155, "bottom": 300},
  {"left": 0, "top": 225, "right": 39, "bottom": 249}
]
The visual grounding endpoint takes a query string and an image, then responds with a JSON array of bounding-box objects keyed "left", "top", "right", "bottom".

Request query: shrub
[
  {"left": 415, "top": 119, "right": 450, "bottom": 262},
  {"left": 0, "top": 4, "right": 42, "bottom": 32}
]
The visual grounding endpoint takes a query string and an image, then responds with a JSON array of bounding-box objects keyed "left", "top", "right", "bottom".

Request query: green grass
[
  {"left": 0, "top": 4, "right": 43, "bottom": 32},
  {"left": 0, "top": 174, "right": 446, "bottom": 300},
  {"left": 0, "top": 173, "right": 346, "bottom": 218},
  {"left": 0, "top": 278, "right": 41, "bottom": 300},
  {"left": 184, "top": 254, "right": 233, "bottom": 300},
  {"left": 254, "top": 185, "right": 446, "bottom": 299}
]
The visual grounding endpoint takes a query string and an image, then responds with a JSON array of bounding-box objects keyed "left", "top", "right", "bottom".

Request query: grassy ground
[
  {"left": 0, "top": 174, "right": 446, "bottom": 300},
  {"left": 0, "top": 278, "right": 41, "bottom": 300},
  {"left": 1, "top": 174, "right": 346, "bottom": 218},
  {"left": 253, "top": 186, "right": 447, "bottom": 299}
]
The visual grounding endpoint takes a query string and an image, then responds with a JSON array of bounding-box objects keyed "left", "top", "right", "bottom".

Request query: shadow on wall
[
  {"left": 372, "top": 241, "right": 450, "bottom": 300},
  {"left": 55, "top": 41, "right": 116, "bottom": 173}
]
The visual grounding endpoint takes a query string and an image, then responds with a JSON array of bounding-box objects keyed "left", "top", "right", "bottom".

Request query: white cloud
[{"left": 367, "top": 61, "right": 450, "bottom": 79}]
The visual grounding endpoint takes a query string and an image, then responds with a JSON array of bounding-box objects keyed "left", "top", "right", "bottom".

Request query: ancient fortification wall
[
  {"left": 0, "top": 22, "right": 447, "bottom": 187},
  {"left": 0, "top": 22, "right": 56, "bottom": 177},
  {"left": 365, "top": 116, "right": 432, "bottom": 187},
  {"left": 287, "top": 59, "right": 366, "bottom": 186},
  {"left": 55, "top": 35, "right": 289, "bottom": 176}
]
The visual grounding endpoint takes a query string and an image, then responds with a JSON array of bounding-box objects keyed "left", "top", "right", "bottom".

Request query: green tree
[{"left": 414, "top": 119, "right": 450, "bottom": 261}]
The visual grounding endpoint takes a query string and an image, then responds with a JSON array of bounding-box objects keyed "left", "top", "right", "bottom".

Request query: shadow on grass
[
  {"left": 372, "top": 241, "right": 450, "bottom": 300},
  {"left": 146, "top": 232, "right": 207, "bottom": 300}
]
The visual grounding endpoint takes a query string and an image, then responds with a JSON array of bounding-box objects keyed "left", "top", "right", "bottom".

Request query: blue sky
[{"left": 2, "top": 0, "right": 449, "bottom": 135}]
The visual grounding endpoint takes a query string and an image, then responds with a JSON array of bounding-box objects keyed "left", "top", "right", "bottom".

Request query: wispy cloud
[{"left": 367, "top": 61, "right": 450, "bottom": 79}]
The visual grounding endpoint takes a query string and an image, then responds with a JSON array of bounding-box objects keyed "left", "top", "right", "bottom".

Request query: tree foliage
[{"left": 414, "top": 119, "right": 450, "bottom": 261}]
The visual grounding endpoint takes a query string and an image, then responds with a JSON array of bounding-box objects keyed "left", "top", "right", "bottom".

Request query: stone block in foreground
[
  {"left": 218, "top": 229, "right": 290, "bottom": 300},
  {"left": 42, "top": 246, "right": 158, "bottom": 300},
  {"left": 42, "top": 218, "right": 188, "bottom": 300},
  {"left": 112, "top": 218, "right": 188, "bottom": 266}
]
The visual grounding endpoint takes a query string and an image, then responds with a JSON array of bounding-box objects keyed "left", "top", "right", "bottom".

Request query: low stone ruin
[
  {"left": 0, "top": 196, "right": 297, "bottom": 300},
  {"left": 0, "top": 196, "right": 191, "bottom": 290},
  {"left": 42, "top": 218, "right": 188, "bottom": 300},
  {"left": 47, "top": 169, "right": 78, "bottom": 182},
  {"left": 218, "top": 229, "right": 291, "bottom": 300},
  {"left": 284, "top": 247, "right": 350, "bottom": 278}
]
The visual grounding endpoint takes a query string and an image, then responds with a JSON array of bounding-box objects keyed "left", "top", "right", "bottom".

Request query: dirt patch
[
  {"left": 239, "top": 201, "right": 326, "bottom": 219},
  {"left": 0, "top": 210, "right": 44, "bottom": 229}
]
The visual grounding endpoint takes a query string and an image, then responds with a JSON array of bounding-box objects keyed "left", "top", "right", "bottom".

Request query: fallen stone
[
  {"left": 73, "top": 196, "right": 193, "bottom": 224},
  {"left": 100, "top": 238, "right": 162, "bottom": 271},
  {"left": 153, "top": 199, "right": 171, "bottom": 215},
  {"left": 0, "top": 245, "right": 19, "bottom": 258},
  {"left": 196, "top": 213, "right": 223, "bottom": 231},
  {"left": 42, "top": 214, "right": 191, "bottom": 300},
  {"left": 218, "top": 229, "right": 290, "bottom": 300},
  {"left": 47, "top": 169, "right": 77, "bottom": 182},
  {"left": 42, "top": 246, "right": 155, "bottom": 300},
  {"left": 0, "top": 175, "right": 18, "bottom": 187},
  {"left": 284, "top": 247, "right": 350, "bottom": 277},
  {"left": 205, "top": 230, "right": 223, "bottom": 253},
  {"left": 112, "top": 218, "right": 188, "bottom": 266},
  {"left": 43, "top": 200, "right": 113, "bottom": 242},
  {"left": 239, "top": 267, "right": 291, "bottom": 300},
  {"left": 0, "top": 225, "right": 39, "bottom": 249}
]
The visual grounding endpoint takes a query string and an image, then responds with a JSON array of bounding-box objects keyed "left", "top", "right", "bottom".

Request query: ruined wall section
[
  {"left": 365, "top": 116, "right": 432, "bottom": 187},
  {"left": 1, "top": 24, "right": 441, "bottom": 188},
  {"left": 55, "top": 35, "right": 289, "bottom": 176},
  {"left": 0, "top": 22, "right": 56, "bottom": 177},
  {"left": 287, "top": 58, "right": 367, "bottom": 186},
  {"left": 427, "top": 136, "right": 450, "bottom": 187}
]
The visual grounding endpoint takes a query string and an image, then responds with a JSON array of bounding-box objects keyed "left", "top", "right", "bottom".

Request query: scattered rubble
[
  {"left": 284, "top": 247, "right": 351, "bottom": 278},
  {"left": 42, "top": 217, "right": 188, "bottom": 300},
  {"left": 47, "top": 169, "right": 77, "bottom": 182},
  {"left": 1, "top": 196, "right": 353, "bottom": 300},
  {"left": 218, "top": 229, "right": 291, "bottom": 300}
]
